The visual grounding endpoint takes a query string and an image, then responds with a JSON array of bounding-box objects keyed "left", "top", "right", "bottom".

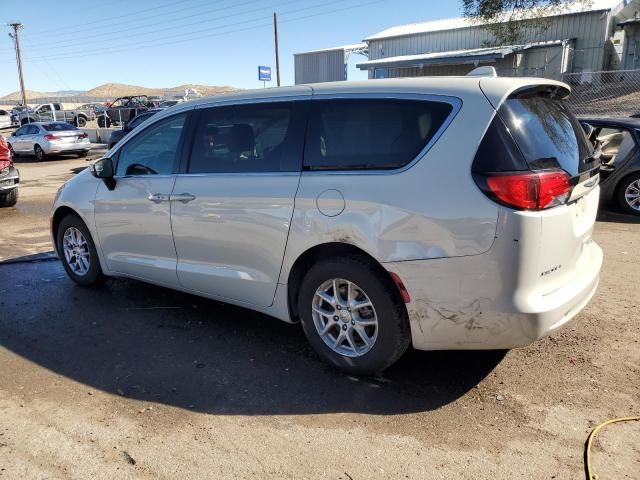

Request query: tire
[
  {"left": 616, "top": 172, "right": 640, "bottom": 216},
  {"left": 78, "top": 151, "right": 89, "bottom": 158},
  {"left": 56, "top": 214, "right": 105, "bottom": 287},
  {"left": 75, "top": 116, "right": 87, "bottom": 127},
  {"left": 34, "top": 144, "right": 45, "bottom": 162},
  {"left": 298, "top": 256, "right": 411, "bottom": 375},
  {"left": 0, "top": 188, "right": 18, "bottom": 207},
  {"left": 97, "top": 116, "right": 111, "bottom": 128},
  {"left": 8, "top": 144, "right": 16, "bottom": 158}
]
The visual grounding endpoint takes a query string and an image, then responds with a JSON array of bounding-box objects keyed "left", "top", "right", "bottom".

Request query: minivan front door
[
  {"left": 94, "top": 112, "right": 188, "bottom": 287},
  {"left": 170, "top": 100, "right": 309, "bottom": 307}
]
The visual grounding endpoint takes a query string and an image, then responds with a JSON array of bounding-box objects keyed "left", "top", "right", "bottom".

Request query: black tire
[
  {"left": 0, "top": 188, "right": 18, "bottom": 207},
  {"left": 78, "top": 151, "right": 89, "bottom": 158},
  {"left": 8, "top": 144, "right": 16, "bottom": 158},
  {"left": 75, "top": 116, "right": 87, "bottom": 127},
  {"left": 616, "top": 172, "right": 640, "bottom": 216},
  {"left": 34, "top": 144, "right": 45, "bottom": 162},
  {"left": 298, "top": 256, "right": 411, "bottom": 375},
  {"left": 97, "top": 116, "right": 111, "bottom": 128},
  {"left": 56, "top": 214, "right": 105, "bottom": 287}
]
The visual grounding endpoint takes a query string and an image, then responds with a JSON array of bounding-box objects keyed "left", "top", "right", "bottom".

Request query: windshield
[
  {"left": 498, "top": 91, "right": 594, "bottom": 176},
  {"left": 42, "top": 123, "right": 77, "bottom": 131}
]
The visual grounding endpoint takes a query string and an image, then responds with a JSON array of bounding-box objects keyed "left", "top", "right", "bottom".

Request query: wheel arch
[
  {"left": 51, "top": 206, "right": 95, "bottom": 257},
  {"left": 286, "top": 242, "right": 406, "bottom": 322}
]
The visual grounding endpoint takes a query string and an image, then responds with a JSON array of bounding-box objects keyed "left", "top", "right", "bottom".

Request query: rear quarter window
[{"left": 303, "top": 98, "right": 453, "bottom": 171}]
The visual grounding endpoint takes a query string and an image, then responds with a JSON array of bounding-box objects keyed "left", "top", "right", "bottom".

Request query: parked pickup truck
[{"left": 18, "top": 103, "right": 95, "bottom": 127}]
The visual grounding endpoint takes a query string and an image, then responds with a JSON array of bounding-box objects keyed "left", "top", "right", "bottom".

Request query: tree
[{"left": 462, "top": 0, "right": 592, "bottom": 45}]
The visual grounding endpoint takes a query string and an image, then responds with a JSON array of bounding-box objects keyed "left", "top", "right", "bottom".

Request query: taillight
[
  {"left": 482, "top": 170, "right": 572, "bottom": 210},
  {"left": 79, "top": 133, "right": 88, "bottom": 139},
  {"left": 44, "top": 134, "right": 61, "bottom": 140}
]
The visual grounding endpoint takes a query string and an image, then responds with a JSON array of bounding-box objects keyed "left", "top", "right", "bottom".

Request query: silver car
[
  {"left": 7, "top": 122, "right": 90, "bottom": 161},
  {"left": 50, "top": 76, "right": 603, "bottom": 374}
]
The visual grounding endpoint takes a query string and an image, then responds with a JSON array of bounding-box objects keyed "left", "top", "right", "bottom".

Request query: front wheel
[
  {"left": 298, "top": 256, "right": 410, "bottom": 375},
  {"left": 617, "top": 172, "right": 640, "bottom": 216},
  {"left": 0, "top": 188, "right": 18, "bottom": 207},
  {"left": 97, "top": 116, "right": 111, "bottom": 128},
  {"left": 56, "top": 214, "right": 104, "bottom": 286}
]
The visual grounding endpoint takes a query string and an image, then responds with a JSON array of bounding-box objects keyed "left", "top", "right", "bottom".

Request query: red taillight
[
  {"left": 485, "top": 170, "right": 572, "bottom": 210},
  {"left": 44, "top": 134, "right": 61, "bottom": 141},
  {"left": 79, "top": 133, "right": 88, "bottom": 139}
]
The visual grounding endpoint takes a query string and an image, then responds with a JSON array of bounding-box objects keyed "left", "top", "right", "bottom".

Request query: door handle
[
  {"left": 147, "top": 193, "right": 170, "bottom": 203},
  {"left": 170, "top": 193, "right": 196, "bottom": 203}
]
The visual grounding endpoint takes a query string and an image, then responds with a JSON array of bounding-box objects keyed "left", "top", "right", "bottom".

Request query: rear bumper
[
  {"left": 45, "top": 141, "right": 91, "bottom": 154},
  {"left": 384, "top": 240, "right": 603, "bottom": 351},
  {"left": 0, "top": 166, "right": 19, "bottom": 192}
]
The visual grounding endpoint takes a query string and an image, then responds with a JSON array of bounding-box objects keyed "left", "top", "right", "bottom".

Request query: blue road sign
[{"left": 258, "top": 66, "right": 272, "bottom": 82}]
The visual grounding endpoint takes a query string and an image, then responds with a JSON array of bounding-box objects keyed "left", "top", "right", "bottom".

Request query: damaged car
[{"left": 50, "top": 75, "right": 602, "bottom": 374}]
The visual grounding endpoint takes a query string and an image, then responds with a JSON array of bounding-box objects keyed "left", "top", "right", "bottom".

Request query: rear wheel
[
  {"left": 616, "top": 172, "right": 640, "bottom": 216},
  {"left": 34, "top": 144, "right": 45, "bottom": 162},
  {"left": 56, "top": 214, "right": 104, "bottom": 286},
  {"left": 0, "top": 188, "right": 18, "bottom": 207},
  {"left": 78, "top": 151, "right": 88, "bottom": 158},
  {"left": 8, "top": 144, "right": 15, "bottom": 158},
  {"left": 298, "top": 256, "right": 410, "bottom": 375},
  {"left": 75, "top": 116, "right": 87, "bottom": 127}
]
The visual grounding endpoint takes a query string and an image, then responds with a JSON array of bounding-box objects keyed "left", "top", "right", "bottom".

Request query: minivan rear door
[
  {"left": 170, "top": 96, "right": 310, "bottom": 307},
  {"left": 482, "top": 82, "right": 601, "bottom": 294}
]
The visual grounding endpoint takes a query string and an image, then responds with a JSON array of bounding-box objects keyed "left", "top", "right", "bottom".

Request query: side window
[
  {"left": 27, "top": 125, "right": 40, "bottom": 135},
  {"left": 39, "top": 105, "right": 52, "bottom": 113},
  {"left": 187, "top": 101, "right": 307, "bottom": 174},
  {"left": 14, "top": 126, "right": 28, "bottom": 136},
  {"left": 115, "top": 113, "right": 187, "bottom": 176},
  {"left": 303, "top": 99, "right": 453, "bottom": 170},
  {"left": 595, "top": 127, "right": 636, "bottom": 165}
]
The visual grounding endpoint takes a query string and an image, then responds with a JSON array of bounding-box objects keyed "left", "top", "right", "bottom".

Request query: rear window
[
  {"left": 303, "top": 99, "right": 453, "bottom": 171},
  {"left": 43, "top": 123, "right": 77, "bottom": 132},
  {"left": 498, "top": 91, "right": 594, "bottom": 176}
]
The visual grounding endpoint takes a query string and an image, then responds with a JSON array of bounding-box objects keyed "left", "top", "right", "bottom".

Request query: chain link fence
[{"left": 563, "top": 69, "right": 640, "bottom": 117}]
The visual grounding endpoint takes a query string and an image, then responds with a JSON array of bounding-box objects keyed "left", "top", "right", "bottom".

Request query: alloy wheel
[
  {"left": 624, "top": 179, "right": 640, "bottom": 212},
  {"left": 62, "top": 226, "right": 90, "bottom": 276},
  {"left": 311, "top": 278, "right": 378, "bottom": 357}
]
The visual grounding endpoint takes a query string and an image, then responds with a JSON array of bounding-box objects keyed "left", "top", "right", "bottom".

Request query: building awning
[{"left": 356, "top": 40, "right": 565, "bottom": 70}]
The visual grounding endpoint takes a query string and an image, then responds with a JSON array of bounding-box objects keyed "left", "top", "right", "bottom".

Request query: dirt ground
[{"left": 0, "top": 156, "right": 638, "bottom": 479}]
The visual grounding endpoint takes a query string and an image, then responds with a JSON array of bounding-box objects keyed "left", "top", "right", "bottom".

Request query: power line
[
  {"left": 25, "top": 0, "right": 209, "bottom": 39},
  {"left": 23, "top": 0, "right": 363, "bottom": 62},
  {"left": 23, "top": 0, "right": 294, "bottom": 51}
]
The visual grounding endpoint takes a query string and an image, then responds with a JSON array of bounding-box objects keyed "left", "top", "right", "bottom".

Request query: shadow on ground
[
  {"left": 597, "top": 208, "right": 640, "bottom": 224},
  {"left": 0, "top": 259, "right": 505, "bottom": 416}
]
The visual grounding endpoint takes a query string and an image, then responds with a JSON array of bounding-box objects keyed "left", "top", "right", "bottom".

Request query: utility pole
[
  {"left": 273, "top": 12, "right": 281, "bottom": 87},
  {"left": 8, "top": 23, "right": 27, "bottom": 107}
]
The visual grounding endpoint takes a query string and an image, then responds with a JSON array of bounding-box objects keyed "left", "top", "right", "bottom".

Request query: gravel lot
[{"left": 0, "top": 155, "right": 638, "bottom": 479}]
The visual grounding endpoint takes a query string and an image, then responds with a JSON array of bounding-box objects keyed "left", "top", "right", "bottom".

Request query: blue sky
[{"left": 0, "top": 0, "right": 460, "bottom": 96}]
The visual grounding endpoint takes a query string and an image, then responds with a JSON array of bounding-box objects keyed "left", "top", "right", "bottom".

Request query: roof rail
[{"left": 466, "top": 66, "right": 498, "bottom": 77}]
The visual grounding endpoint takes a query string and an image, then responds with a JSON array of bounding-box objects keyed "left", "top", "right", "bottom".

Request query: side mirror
[{"left": 90, "top": 157, "right": 116, "bottom": 190}]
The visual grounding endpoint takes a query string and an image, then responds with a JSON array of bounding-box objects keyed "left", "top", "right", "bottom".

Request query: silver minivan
[{"left": 51, "top": 76, "right": 603, "bottom": 374}]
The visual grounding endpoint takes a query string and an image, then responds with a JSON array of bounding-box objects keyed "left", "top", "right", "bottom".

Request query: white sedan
[
  {"left": 7, "top": 122, "right": 90, "bottom": 161},
  {"left": 0, "top": 109, "right": 12, "bottom": 129}
]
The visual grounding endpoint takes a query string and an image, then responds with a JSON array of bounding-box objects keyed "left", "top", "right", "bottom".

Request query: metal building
[
  {"left": 294, "top": 44, "right": 367, "bottom": 84},
  {"left": 294, "top": 0, "right": 640, "bottom": 83}
]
